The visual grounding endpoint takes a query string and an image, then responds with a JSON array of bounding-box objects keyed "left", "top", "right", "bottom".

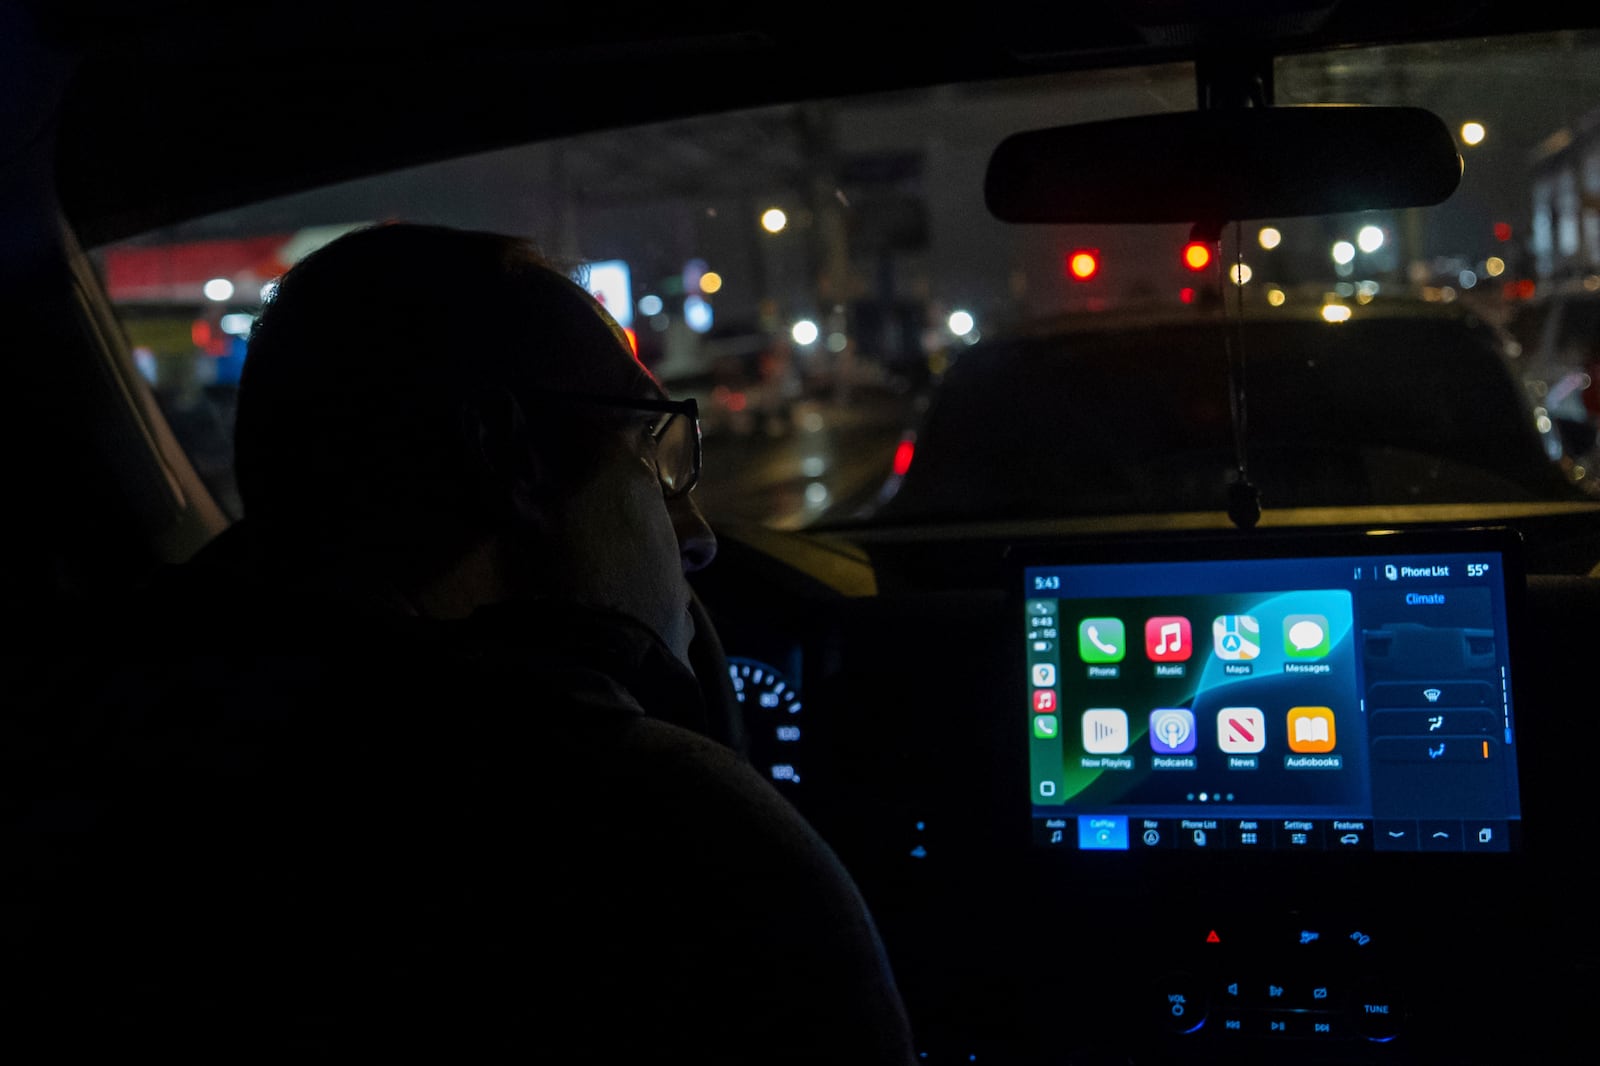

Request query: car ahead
[
  {"left": 871, "top": 297, "right": 1593, "bottom": 526},
  {"left": 1506, "top": 282, "right": 1600, "bottom": 462},
  {"left": 10, "top": 3, "right": 1600, "bottom": 1065}
]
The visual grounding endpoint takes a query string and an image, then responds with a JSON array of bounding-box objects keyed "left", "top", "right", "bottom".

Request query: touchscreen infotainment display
[{"left": 1022, "top": 529, "right": 1524, "bottom": 854}]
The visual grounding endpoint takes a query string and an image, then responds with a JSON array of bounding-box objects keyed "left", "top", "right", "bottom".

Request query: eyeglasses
[{"left": 533, "top": 389, "right": 701, "bottom": 498}]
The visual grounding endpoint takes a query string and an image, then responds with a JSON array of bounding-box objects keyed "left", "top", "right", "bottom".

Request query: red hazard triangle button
[{"left": 1206, "top": 930, "right": 1222, "bottom": 943}]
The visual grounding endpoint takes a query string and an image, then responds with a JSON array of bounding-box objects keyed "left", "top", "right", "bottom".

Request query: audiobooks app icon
[{"left": 1287, "top": 706, "right": 1337, "bottom": 753}]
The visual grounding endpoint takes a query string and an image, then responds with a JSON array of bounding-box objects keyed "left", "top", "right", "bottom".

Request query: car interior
[{"left": 8, "top": 2, "right": 1600, "bottom": 1063}]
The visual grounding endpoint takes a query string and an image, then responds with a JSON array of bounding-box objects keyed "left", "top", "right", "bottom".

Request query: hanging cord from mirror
[
  {"left": 1191, "top": 51, "right": 1266, "bottom": 530},
  {"left": 1224, "top": 217, "right": 1260, "bottom": 529}
]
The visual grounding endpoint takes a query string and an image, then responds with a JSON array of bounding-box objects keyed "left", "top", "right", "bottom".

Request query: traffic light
[
  {"left": 1182, "top": 240, "right": 1214, "bottom": 271},
  {"left": 1067, "top": 249, "right": 1100, "bottom": 281}
]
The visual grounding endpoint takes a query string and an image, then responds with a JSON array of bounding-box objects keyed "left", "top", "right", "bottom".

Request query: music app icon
[{"left": 1144, "top": 616, "right": 1193, "bottom": 661}]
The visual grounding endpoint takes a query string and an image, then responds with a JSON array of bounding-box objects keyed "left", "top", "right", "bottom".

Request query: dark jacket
[{"left": 3, "top": 525, "right": 916, "bottom": 1063}]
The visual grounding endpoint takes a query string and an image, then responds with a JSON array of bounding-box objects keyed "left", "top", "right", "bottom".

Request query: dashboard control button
[
  {"left": 1368, "top": 680, "right": 1494, "bottom": 708},
  {"left": 1343, "top": 928, "right": 1379, "bottom": 950},
  {"left": 1261, "top": 980, "right": 1292, "bottom": 1007},
  {"left": 1289, "top": 925, "right": 1329, "bottom": 949},
  {"left": 1304, "top": 981, "right": 1341, "bottom": 1009},
  {"left": 1464, "top": 820, "right": 1509, "bottom": 852},
  {"left": 1353, "top": 982, "right": 1405, "bottom": 1041},
  {"left": 1419, "top": 820, "right": 1463, "bottom": 851},
  {"left": 1275, "top": 819, "right": 1325, "bottom": 849},
  {"left": 1375, "top": 820, "right": 1419, "bottom": 850},
  {"left": 1155, "top": 973, "right": 1208, "bottom": 1034},
  {"left": 1228, "top": 818, "right": 1270, "bottom": 848},
  {"left": 1329, "top": 820, "right": 1371, "bottom": 849},
  {"left": 1133, "top": 817, "right": 1174, "bottom": 849}
]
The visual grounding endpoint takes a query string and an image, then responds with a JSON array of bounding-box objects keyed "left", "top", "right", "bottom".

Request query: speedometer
[{"left": 728, "top": 657, "right": 804, "bottom": 789}]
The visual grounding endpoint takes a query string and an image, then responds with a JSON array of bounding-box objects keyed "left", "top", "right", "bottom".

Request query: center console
[{"left": 993, "top": 527, "right": 1537, "bottom": 1063}]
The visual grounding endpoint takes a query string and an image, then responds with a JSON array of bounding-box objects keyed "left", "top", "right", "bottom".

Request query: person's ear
[{"left": 457, "top": 387, "right": 555, "bottom": 526}]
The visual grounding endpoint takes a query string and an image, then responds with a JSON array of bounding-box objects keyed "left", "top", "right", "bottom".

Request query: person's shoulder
[
  {"left": 593, "top": 716, "right": 878, "bottom": 938},
  {"left": 562, "top": 715, "right": 918, "bottom": 1064},
  {"left": 609, "top": 716, "right": 803, "bottom": 831}
]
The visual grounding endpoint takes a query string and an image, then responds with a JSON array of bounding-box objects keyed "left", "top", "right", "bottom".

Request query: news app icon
[
  {"left": 1287, "top": 706, "right": 1337, "bottom": 753},
  {"left": 1149, "top": 708, "right": 1197, "bottom": 754},
  {"left": 1212, "top": 615, "right": 1261, "bottom": 660},
  {"left": 1217, "top": 707, "right": 1266, "bottom": 754},
  {"left": 1082, "top": 709, "right": 1129, "bottom": 754},
  {"left": 1145, "top": 616, "right": 1192, "bottom": 661}
]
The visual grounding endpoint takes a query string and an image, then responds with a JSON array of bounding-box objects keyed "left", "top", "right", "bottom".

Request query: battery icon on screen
[{"left": 1033, "top": 641, "right": 1052, "bottom": 651}]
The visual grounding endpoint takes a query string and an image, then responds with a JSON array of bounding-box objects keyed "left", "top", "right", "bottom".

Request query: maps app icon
[{"left": 1213, "top": 615, "right": 1261, "bottom": 661}]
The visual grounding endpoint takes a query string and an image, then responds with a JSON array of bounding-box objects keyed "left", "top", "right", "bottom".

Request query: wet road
[{"left": 691, "top": 387, "right": 921, "bottom": 530}]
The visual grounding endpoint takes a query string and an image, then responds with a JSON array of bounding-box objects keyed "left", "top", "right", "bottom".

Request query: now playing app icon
[{"left": 1082, "top": 709, "right": 1129, "bottom": 754}]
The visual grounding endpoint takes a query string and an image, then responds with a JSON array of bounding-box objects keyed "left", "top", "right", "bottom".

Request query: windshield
[{"left": 90, "top": 29, "right": 1600, "bottom": 531}]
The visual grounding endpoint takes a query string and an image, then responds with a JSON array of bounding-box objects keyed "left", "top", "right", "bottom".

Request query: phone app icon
[
  {"left": 1033, "top": 715, "right": 1060, "bottom": 740},
  {"left": 1033, "top": 689, "right": 1058, "bottom": 713},
  {"left": 1032, "top": 663, "right": 1057, "bottom": 687},
  {"left": 1287, "top": 707, "right": 1337, "bottom": 752},
  {"left": 1149, "top": 708, "right": 1196, "bottom": 754},
  {"left": 1284, "top": 614, "right": 1332, "bottom": 658},
  {"left": 1078, "top": 618, "right": 1126, "bottom": 663},
  {"left": 1217, "top": 707, "right": 1266, "bottom": 754},
  {"left": 1082, "top": 708, "right": 1129, "bottom": 754},
  {"left": 1144, "top": 616, "right": 1192, "bottom": 661},
  {"left": 1212, "top": 615, "right": 1261, "bottom": 660}
]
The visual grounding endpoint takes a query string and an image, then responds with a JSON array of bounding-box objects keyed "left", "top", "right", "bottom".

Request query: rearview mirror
[{"left": 985, "top": 106, "right": 1461, "bottom": 225}]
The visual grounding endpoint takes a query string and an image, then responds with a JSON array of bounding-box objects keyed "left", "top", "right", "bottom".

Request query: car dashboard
[{"left": 693, "top": 511, "right": 1600, "bottom": 1065}]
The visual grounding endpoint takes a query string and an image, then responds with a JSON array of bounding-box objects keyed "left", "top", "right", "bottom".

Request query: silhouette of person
[{"left": 9, "top": 222, "right": 916, "bottom": 1064}]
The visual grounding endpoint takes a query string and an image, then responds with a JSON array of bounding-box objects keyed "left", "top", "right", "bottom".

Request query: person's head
[{"left": 234, "top": 222, "right": 716, "bottom": 662}]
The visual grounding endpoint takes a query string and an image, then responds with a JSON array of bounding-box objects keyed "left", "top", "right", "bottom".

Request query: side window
[
  {"left": 89, "top": 234, "right": 337, "bottom": 521},
  {"left": 113, "top": 301, "right": 246, "bottom": 519}
]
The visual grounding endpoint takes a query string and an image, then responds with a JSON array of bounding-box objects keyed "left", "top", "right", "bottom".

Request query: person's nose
[{"left": 670, "top": 492, "right": 718, "bottom": 573}]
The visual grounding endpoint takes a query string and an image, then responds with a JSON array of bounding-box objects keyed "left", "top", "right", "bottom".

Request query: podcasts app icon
[{"left": 1149, "top": 709, "right": 1196, "bottom": 754}]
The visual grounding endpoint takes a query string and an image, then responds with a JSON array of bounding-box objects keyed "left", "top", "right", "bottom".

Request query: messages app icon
[
  {"left": 1078, "top": 618, "right": 1126, "bottom": 663},
  {"left": 1283, "top": 614, "right": 1332, "bottom": 659}
]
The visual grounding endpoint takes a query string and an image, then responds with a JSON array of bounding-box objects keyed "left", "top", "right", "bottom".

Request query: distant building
[{"left": 1529, "top": 108, "right": 1600, "bottom": 281}]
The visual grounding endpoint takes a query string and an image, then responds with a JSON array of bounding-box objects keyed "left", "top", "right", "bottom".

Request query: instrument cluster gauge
[{"left": 728, "top": 656, "right": 804, "bottom": 791}]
